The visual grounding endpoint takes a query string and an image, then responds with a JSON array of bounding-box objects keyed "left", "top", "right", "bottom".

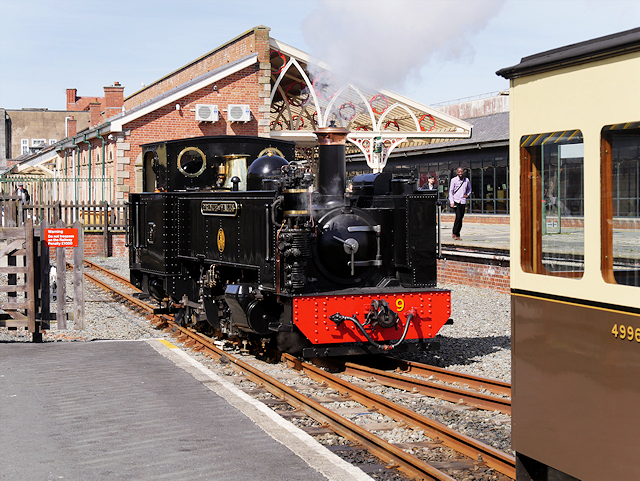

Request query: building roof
[
  {"left": 269, "top": 38, "right": 472, "bottom": 148},
  {"left": 377, "top": 111, "right": 508, "bottom": 159},
  {"left": 108, "top": 54, "right": 258, "bottom": 133},
  {"left": 497, "top": 27, "right": 640, "bottom": 79}
]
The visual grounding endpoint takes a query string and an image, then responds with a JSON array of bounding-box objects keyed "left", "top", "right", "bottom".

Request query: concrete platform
[
  {"left": 0, "top": 340, "right": 370, "bottom": 481},
  {"left": 440, "top": 220, "right": 639, "bottom": 260},
  {"left": 441, "top": 221, "right": 510, "bottom": 251}
]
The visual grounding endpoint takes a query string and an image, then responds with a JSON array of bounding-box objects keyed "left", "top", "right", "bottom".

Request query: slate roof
[{"left": 387, "top": 111, "right": 509, "bottom": 157}]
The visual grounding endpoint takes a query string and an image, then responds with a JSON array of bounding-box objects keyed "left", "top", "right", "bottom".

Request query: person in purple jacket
[{"left": 448, "top": 168, "right": 471, "bottom": 240}]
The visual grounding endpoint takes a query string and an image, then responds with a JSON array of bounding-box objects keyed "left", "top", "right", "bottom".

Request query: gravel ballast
[{"left": 1, "top": 256, "right": 514, "bottom": 473}]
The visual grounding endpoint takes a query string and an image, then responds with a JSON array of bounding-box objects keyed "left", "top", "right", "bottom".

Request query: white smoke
[{"left": 302, "top": 0, "right": 506, "bottom": 93}]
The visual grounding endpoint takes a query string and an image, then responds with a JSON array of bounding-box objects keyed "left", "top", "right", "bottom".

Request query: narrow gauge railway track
[
  {"left": 379, "top": 359, "right": 511, "bottom": 398},
  {"left": 321, "top": 360, "right": 510, "bottom": 414},
  {"left": 281, "top": 354, "right": 514, "bottom": 478},
  {"left": 80, "top": 262, "right": 515, "bottom": 480},
  {"left": 83, "top": 259, "right": 134, "bottom": 288}
]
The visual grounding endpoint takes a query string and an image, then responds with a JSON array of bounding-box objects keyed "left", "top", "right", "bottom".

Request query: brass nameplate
[{"left": 201, "top": 201, "right": 239, "bottom": 217}]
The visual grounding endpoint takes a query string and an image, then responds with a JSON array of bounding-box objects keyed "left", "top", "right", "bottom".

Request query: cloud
[{"left": 302, "top": 0, "right": 506, "bottom": 92}]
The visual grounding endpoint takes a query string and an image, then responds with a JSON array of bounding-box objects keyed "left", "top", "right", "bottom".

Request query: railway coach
[{"left": 497, "top": 28, "right": 640, "bottom": 481}]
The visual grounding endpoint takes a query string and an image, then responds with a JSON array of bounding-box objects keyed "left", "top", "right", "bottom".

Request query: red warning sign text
[{"left": 45, "top": 228, "right": 78, "bottom": 247}]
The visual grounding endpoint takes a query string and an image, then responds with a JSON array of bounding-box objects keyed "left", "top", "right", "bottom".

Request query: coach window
[
  {"left": 601, "top": 123, "right": 640, "bottom": 287},
  {"left": 177, "top": 147, "right": 206, "bottom": 178},
  {"left": 520, "top": 131, "right": 584, "bottom": 278}
]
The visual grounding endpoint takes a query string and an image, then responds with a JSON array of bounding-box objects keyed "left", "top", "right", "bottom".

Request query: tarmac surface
[{"left": 0, "top": 339, "right": 371, "bottom": 481}]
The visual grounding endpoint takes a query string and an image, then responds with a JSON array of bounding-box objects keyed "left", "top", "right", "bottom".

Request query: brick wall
[
  {"left": 56, "top": 232, "right": 127, "bottom": 259},
  {"left": 441, "top": 214, "right": 636, "bottom": 230},
  {"left": 120, "top": 63, "right": 264, "bottom": 200},
  {"left": 437, "top": 257, "right": 510, "bottom": 294},
  {"left": 441, "top": 213, "right": 510, "bottom": 225}
]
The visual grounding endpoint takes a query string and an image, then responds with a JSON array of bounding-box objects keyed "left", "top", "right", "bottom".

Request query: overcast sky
[{"left": 1, "top": 0, "right": 638, "bottom": 111}]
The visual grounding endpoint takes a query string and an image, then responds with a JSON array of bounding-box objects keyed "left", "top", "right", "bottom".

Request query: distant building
[
  {"left": 5, "top": 27, "right": 472, "bottom": 206},
  {"left": 347, "top": 92, "right": 511, "bottom": 214},
  {"left": 0, "top": 82, "right": 126, "bottom": 171},
  {"left": 0, "top": 108, "right": 90, "bottom": 169}
]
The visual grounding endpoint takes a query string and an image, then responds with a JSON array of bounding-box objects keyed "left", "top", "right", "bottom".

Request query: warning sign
[{"left": 45, "top": 228, "right": 78, "bottom": 247}]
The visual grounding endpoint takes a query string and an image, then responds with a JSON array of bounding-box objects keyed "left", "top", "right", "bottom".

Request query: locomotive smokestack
[{"left": 315, "top": 124, "right": 349, "bottom": 198}]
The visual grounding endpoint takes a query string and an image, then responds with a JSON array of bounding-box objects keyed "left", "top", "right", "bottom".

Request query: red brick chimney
[
  {"left": 103, "top": 82, "right": 125, "bottom": 119},
  {"left": 89, "top": 102, "right": 102, "bottom": 127},
  {"left": 66, "top": 88, "right": 78, "bottom": 110},
  {"left": 67, "top": 116, "right": 77, "bottom": 137}
]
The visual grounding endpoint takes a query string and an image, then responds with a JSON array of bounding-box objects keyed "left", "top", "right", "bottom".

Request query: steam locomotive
[{"left": 128, "top": 127, "right": 451, "bottom": 357}]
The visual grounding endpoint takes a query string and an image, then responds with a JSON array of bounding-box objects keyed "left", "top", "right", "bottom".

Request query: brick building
[
  {"left": 0, "top": 108, "right": 91, "bottom": 170},
  {"left": 50, "top": 26, "right": 275, "bottom": 204},
  {"left": 14, "top": 25, "right": 469, "bottom": 207}
]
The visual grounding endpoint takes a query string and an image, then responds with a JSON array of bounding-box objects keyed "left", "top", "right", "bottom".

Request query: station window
[
  {"left": 601, "top": 123, "right": 640, "bottom": 287},
  {"left": 520, "top": 131, "right": 584, "bottom": 278}
]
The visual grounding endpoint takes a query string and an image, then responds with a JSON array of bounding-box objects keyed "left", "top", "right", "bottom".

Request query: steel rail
[
  {"left": 381, "top": 357, "right": 512, "bottom": 397},
  {"left": 341, "top": 362, "right": 511, "bottom": 415},
  {"left": 77, "top": 266, "right": 152, "bottom": 314},
  {"left": 80, "top": 264, "right": 514, "bottom": 479},
  {"left": 77, "top": 266, "right": 457, "bottom": 480},
  {"left": 83, "top": 259, "right": 137, "bottom": 289},
  {"left": 183, "top": 331, "right": 457, "bottom": 481},
  {"left": 283, "top": 353, "right": 516, "bottom": 479}
]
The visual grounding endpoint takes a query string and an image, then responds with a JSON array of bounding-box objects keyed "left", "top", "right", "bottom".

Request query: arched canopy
[{"left": 269, "top": 38, "right": 472, "bottom": 170}]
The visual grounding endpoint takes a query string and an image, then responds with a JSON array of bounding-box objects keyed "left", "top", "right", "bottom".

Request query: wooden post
[
  {"left": 54, "top": 201, "right": 61, "bottom": 224},
  {"left": 6, "top": 199, "right": 17, "bottom": 227},
  {"left": 25, "top": 219, "right": 38, "bottom": 339},
  {"left": 39, "top": 220, "right": 50, "bottom": 330},
  {"left": 73, "top": 220, "right": 85, "bottom": 330},
  {"left": 56, "top": 219, "right": 67, "bottom": 329}
]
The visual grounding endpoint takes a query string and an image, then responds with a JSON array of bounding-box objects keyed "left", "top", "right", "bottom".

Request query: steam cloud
[{"left": 302, "top": 0, "right": 505, "bottom": 95}]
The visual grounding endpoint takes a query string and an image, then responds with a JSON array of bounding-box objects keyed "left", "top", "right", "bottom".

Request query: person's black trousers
[{"left": 452, "top": 202, "right": 466, "bottom": 237}]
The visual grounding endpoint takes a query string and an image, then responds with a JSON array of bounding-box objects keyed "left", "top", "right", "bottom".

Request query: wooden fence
[
  {"left": 0, "top": 220, "right": 37, "bottom": 336},
  {"left": 1, "top": 197, "right": 126, "bottom": 257},
  {"left": 0, "top": 220, "right": 85, "bottom": 341}
]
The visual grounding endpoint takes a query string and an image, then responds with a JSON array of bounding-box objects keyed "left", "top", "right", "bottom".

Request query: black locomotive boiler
[{"left": 128, "top": 128, "right": 451, "bottom": 357}]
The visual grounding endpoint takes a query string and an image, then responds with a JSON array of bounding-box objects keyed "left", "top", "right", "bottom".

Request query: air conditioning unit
[
  {"left": 227, "top": 104, "right": 251, "bottom": 123},
  {"left": 195, "top": 104, "right": 219, "bottom": 122}
]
